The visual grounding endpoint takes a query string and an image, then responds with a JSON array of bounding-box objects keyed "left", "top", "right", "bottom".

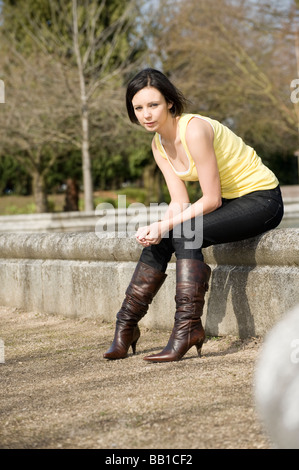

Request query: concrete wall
[{"left": 0, "top": 229, "right": 298, "bottom": 338}]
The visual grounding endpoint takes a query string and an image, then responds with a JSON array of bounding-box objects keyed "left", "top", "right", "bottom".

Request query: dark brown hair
[{"left": 126, "top": 68, "right": 187, "bottom": 124}]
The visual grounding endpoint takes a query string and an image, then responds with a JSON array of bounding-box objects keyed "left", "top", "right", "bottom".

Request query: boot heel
[
  {"left": 131, "top": 338, "right": 138, "bottom": 355},
  {"left": 196, "top": 338, "right": 204, "bottom": 357}
]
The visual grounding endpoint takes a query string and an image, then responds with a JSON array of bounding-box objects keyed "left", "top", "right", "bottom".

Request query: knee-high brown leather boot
[
  {"left": 143, "top": 259, "right": 211, "bottom": 362},
  {"left": 103, "top": 261, "right": 167, "bottom": 359}
]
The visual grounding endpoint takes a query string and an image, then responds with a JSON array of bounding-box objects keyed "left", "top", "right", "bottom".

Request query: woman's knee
[{"left": 139, "top": 239, "right": 174, "bottom": 272}]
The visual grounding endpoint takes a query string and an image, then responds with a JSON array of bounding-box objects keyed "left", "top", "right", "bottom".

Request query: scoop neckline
[{"left": 158, "top": 117, "right": 192, "bottom": 176}]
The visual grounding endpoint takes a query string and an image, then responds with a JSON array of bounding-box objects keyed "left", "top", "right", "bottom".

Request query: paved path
[{"left": 0, "top": 306, "right": 271, "bottom": 449}]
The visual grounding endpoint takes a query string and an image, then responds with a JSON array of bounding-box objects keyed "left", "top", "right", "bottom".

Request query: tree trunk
[
  {"left": 64, "top": 178, "right": 79, "bottom": 211},
  {"left": 72, "top": 0, "right": 94, "bottom": 212},
  {"left": 81, "top": 102, "right": 94, "bottom": 211},
  {"left": 32, "top": 169, "right": 48, "bottom": 213}
]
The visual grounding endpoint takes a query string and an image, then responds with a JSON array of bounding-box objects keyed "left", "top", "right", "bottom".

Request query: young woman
[{"left": 103, "top": 68, "right": 284, "bottom": 362}]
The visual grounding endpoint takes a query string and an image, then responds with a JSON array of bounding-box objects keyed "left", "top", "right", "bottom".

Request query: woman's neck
[{"left": 159, "top": 115, "right": 180, "bottom": 144}]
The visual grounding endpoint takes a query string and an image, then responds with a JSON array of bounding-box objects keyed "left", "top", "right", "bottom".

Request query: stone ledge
[
  {"left": 0, "top": 228, "right": 298, "bottom": 265},
  {"left": 0, "top": 229, "right": 298, "bottom": 338}
]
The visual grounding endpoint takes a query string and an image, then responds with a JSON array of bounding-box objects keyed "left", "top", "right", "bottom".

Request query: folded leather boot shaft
[
  {"left": 103, "top": 262, "right": 167, "bottom": 360},
  {"left": 143, "top": 259, "right": 211, "bottom": 363}
]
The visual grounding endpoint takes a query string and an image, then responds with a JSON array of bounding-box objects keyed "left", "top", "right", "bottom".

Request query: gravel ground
[{"left": 0, "top": 306, "right": 271, "bottom": 450}]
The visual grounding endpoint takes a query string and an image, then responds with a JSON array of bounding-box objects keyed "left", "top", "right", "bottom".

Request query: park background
[
  {"left": 0, "top": 0, "right": 298, "bottom": 216},
  {"left": 0, "top": 1, "right": 299, "bottom": 450}
]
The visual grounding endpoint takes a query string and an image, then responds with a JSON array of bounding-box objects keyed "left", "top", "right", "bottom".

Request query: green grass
[
  {"left": 0, "top": 188, "right": 148, "bottom": 215},
  {"left": 0, "top": 194, "right": 65, "bottom": 215}
]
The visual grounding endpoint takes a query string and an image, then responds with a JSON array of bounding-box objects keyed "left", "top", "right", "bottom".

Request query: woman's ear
[{"left": 168, "top": 102, "right": 175, "bottom": 115}]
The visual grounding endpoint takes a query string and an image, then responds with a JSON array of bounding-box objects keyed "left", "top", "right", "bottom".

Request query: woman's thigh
[
  {"left": 141, "top": 187, "right": 284, "bottom": 265},
  {"left": 202, "top": 187, "right": 284, "bottom": 248}
]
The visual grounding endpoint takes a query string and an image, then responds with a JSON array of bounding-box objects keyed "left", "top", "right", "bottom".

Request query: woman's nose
[{"left": 144, "top": 107, "right": 151, "bottom": 118}]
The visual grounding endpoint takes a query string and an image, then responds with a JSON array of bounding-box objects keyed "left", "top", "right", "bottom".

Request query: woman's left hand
[{"left": 135, "top": 222, "right": 165, "bottom": 247}]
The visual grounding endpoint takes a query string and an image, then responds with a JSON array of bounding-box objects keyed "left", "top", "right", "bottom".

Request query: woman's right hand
[{"left": 135, "top": 222, "right": 164, "bottom": 247}]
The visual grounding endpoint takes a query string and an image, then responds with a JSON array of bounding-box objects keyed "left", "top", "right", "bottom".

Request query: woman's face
[{"left": 132, "top": 86, "right": 172, "bottom": 132}]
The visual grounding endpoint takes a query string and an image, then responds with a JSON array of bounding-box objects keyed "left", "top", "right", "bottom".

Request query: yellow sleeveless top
[{"left": 154, "top": 113, "right": 279, "bottom": 199}]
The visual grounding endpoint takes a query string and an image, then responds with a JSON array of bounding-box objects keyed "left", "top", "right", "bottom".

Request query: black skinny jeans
[{"left": 140, "top": 186, "right": 284, "bottom": 272}]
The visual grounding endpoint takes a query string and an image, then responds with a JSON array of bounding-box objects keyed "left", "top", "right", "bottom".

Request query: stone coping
[{"left": 0, "top": 228, "right": 298, "bottom": 266}]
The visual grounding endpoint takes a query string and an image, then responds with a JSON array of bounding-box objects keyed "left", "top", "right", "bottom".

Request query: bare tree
[
  {"left": 0, "top": 0, "right": 148, "bottom": 211},
  {"left": 34, "top": 0, "right": 144, "bottom": 211},
  {"left": 154, "top": 0, "right": 297, "bottom": 154},
  {"left": 0, "top": 49, "right": 78, "bottom": 212}
]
